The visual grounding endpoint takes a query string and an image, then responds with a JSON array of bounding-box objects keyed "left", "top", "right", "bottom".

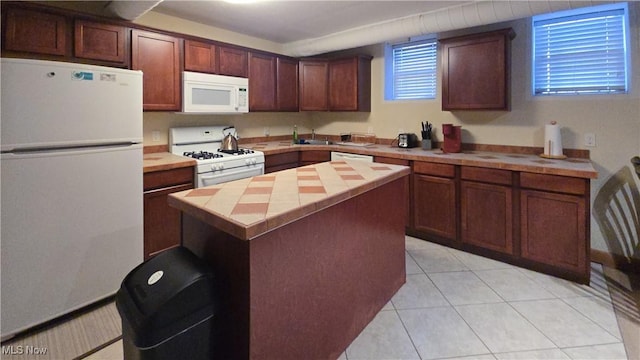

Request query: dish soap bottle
[{"left": 293, "top": 124, "right": 298, "bottom": 144}]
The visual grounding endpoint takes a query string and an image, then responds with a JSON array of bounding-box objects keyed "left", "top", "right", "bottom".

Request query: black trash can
[{"left": 116, "top": 247, "right": 217, "bottom": 360}]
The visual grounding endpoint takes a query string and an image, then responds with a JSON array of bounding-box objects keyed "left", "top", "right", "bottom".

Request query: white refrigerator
[{"left": 1, "top": 58, "right": 144, "bottom": 339}]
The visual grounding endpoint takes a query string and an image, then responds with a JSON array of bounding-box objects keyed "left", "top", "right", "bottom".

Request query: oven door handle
[{"left": 200, "top": 165, "right": 264, "bottom": 186}]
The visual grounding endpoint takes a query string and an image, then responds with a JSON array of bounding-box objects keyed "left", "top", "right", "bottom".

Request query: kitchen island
[{"left": 168, "top": 160, "right": 410, "bottom": 359}]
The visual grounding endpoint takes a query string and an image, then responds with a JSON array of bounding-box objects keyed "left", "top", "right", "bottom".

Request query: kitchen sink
[{"left": 299, "top": 139, "right": 333, "bottom": 145}]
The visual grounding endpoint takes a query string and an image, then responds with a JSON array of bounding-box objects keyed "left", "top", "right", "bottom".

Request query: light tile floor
[{"left": 86, "top": 236, "right": 632, "bottom": 360}]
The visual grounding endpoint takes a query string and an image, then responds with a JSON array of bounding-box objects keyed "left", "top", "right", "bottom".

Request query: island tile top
[{"left": 168, "top": 160, "right": 410, "bottom": 240}]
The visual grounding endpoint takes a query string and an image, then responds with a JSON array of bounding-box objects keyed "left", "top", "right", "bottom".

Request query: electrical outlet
[
  {"left": 367, "top": 127, "right": 374, "bottom": 134},
  {"left": 398, "top": 128, "right": 405, "bottom": 134},
  {"left": 584, "top": 133, "right": 596, "bottom": 147},
  {"left": 264, "top": 127, "right": 270, "bottom": 137},
  {"left": 151, "top": 130, "right": 161, "bottom": 142}
]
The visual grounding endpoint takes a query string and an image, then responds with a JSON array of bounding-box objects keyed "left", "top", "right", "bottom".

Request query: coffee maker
[{"left": 442, "top": 124, "right": 462, "bottom": 153}]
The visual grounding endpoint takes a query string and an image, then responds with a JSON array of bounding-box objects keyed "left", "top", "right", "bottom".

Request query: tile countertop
[
  {"left": 168, "top": 160, "right": 411, "bottom": 240},
  {"left": 143, "top": 152, "right": 196, "bottom": 173},
  {"left": 245, "top": 141, "right": 598, "bottom": 179}
]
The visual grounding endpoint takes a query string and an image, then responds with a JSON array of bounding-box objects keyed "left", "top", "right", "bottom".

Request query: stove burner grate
[
  {"left": 183, "top": 151, "right": 223, "bottom": 160},
  {"left": 218, "top": 149, "right": 256, "bottom": 155}
]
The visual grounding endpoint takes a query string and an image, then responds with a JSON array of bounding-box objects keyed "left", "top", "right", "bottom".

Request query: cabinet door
[
  {"left": 144, "top": 183, "right": 192, "bottom": 259},
  {"left": 299, "top": 61, "right": 328, "bottom": 111},
  {"left": 184, "top": 39, "right": 216, "bottom": 73},
  {"left": 413, "top": 174, "right": 457, "bottom": 240},
  {"left": 461, "top": 181, "right": 513, "bottom": 254},
  {"left": 249, "top": 52, "right": 277, "bottom": 111},
  {"left": 441, "top": 29, "right": 511, "bottom": 110},
  {"left": 521, "top": 189, "right": 587, "bottom": 275},
  {"left": 277, "top": 57, "right": 299, "bottom": 111},
  {"left": 265, "top": 152, "right": 299, "bottom": 173},
  {"left": 4, "top": 7, "right": 68, "bottom": 56},
  {"left": 299, "top": 150, "right": 330, "bottom": 166},
  {"left": 74, "top": 20, "right": 126, "bottom": 64},
  {"left": 131, "top": 30, "right": 181, "bottom": 111},
  {"left": 219, "top": 46, "right": 248, "bottom": 77},
  {"left": 329, "top": 57, "right": 359, "bottom": 110}
]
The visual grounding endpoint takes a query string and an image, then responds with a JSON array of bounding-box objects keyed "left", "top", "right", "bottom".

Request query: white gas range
[{"left": 170, "top": 126, "right": 265, "bottom": 188}]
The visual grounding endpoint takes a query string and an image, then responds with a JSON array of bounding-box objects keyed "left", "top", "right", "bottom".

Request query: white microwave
[{"left": 182, "top": 71, "right": 249, "bottom": 113}]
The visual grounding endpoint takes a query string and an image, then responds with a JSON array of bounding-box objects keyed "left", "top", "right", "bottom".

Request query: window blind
[
  {"left": 391, "top": 39, "right": 437, "bottom": 100},
  {"left": 532, "top": 3, "right": 629, "bottom": 95}
]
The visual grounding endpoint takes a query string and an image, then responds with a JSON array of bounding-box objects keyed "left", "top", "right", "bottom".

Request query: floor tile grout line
[
  {"left": 392, "top": 307, "right": 424, "bottom": 360},
  {"left": 558, "top": 295, "right": 626, "bottom": 341}
]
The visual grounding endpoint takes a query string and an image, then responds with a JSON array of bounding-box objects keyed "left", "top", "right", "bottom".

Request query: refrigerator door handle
[{"left": 3, "top": 141, "right": 140, "bottom": 155}]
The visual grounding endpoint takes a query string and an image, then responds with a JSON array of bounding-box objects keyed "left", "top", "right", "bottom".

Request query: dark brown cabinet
[
  {"left": 249, "top": 52, "right": 277, "bottom": 111},
  {"left": 74, "top": 20, "right": 127, "bottom": 65},
  {"left": 440, "top": 28, "right": 513, "bottom": 110},
  {"left": 329, "top": 56, "right": 371, "bottom": 111},
  {"left": 131, "top": 29, "right": 181, "bottom": 111},
  {"left": 299, "top": 150, "right": 330, "bottom": 166},
  {"left": 299, "top": 60, "right": 329, "bottom": 111},
  {"left": 143, "top": 167, "right": 194, "bottom": 259},
  {"left": 219, "top": 45, "right": 248, "bottom": 77},
  {"left": 461, "top": 167, "right": 513, "bottom": 255},
  {"left": 520, "top": 173, "right": 589, "bottom": 282},
  {"left": 184, "top": 39, "right": 217, "bottom": 73},
  {"left": 276, "top": 57, "right": 299, "bottom": 111},
  {"left": 246, "top": 52, "right": 299, "bottom": 112},
  {"left": 412, "top": 162, "right": 458, "bottom": 243},
  {"left": 3, "top": 7, "right": 68, "bottom": 57},
  {"left": 265, "top": 152, "right": 299, "bottom": 173},
  {"left": 299, "top": 56, "right": 372, "bottom": 112}
]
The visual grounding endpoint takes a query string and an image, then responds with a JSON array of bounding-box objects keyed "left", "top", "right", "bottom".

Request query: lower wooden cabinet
[
  {"left": 265, "top": 152, "right": 299, "bottom": 173},
  {"left": 521, "top": 183, "right": 589, "bottom": 282},
  {"left": 143, "top": 167, "right": 194, "bottom": 259},
  {"left": 461, "top": 181, "right": 513, "bottom": 254},
  {"left": 299, "top": 150, "right": 330, "bottom": 166},
  {"left": 413, "top": 174, "right": 457, "bottom": 241}
]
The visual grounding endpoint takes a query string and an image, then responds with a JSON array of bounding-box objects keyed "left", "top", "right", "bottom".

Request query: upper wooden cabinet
[
  {"left": 299, "top": 60, "right": 329, "bottom": 111},
  {"left": 276, "top": 57, "right": 299, "bottom": 111},
  {"left": 184, "top": 39, "right": 217, "bottom": 73},
  {"left": 248, "top": 52, "right": 299, "bottom": 112},
  {"left": 329, "top": 56, "right": 371, "bottom": 111},
  {"left": 3, "top": 7, "right": 68, "bottom": 57},
  {"left": 131, "top": 29, "right": 181, "bottom": 111},
  {"left": 219, "top": 45, "right": 248, "bottom": 77},
  {"left": 440, "top": 28, "right": 513, "bottom": 111},
  {"left": 249, "top": 52, "right": 277, "bottom": 111},
  {"left": 74, "top": 20, "right": 127, "bottom": 65},
  {"left": 299, "top": 55, "right": 372, "bottom": 112}
]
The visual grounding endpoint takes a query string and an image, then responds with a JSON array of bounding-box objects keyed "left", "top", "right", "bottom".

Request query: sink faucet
[{"left": 311, "top": 128, "right": 315, "bottom": 140}]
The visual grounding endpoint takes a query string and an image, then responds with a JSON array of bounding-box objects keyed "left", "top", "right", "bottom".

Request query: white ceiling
[{"left": 153, "top": 1, "right": 467, "bottom": 44}]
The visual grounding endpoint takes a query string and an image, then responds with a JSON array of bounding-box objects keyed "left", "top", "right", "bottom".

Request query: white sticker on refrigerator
[
  {"left": 71, "top": 71, "right": 94, "bottom": 81},
  {"left": 100, "top": 73, "right": 116, "bottom": 82}
]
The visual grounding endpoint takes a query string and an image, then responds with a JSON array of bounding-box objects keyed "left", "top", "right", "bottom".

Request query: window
[
  {"left": 385, "top": 37, "right": 437, "bottom": 100},
  {"left": 532, "top": 2, "right": 630, "bottom": 96}
]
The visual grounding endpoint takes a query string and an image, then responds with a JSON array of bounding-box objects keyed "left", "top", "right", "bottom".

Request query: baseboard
[{"left": 591, "top": 249, "right": 640, "bottom": 273}]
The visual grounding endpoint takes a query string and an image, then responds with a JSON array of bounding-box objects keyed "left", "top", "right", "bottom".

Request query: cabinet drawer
[
  {"left": 299, "top": 150, "right": 330, "bottom": 163},
  {"left": 375, "top": 157, "right": 409, "bottom": 166},
  {"left": 144, "top": 167, "right": 194, "bottom": 191},
  {"left": 520, "top": 173, "right": 586, "bottom": 195},
  {"left": 462, "top": 166, "right": 512, "bottom": 186},
  {"left": 265, "top": 152, "right": 299, "bottom": 168},
  {"left": 413, "top": 161, "right": 455, "bottom": 178}
]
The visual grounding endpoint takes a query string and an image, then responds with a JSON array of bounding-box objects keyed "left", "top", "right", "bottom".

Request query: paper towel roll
[{"left": 544, "top": 121, "right": 563, "bottom": 157}]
